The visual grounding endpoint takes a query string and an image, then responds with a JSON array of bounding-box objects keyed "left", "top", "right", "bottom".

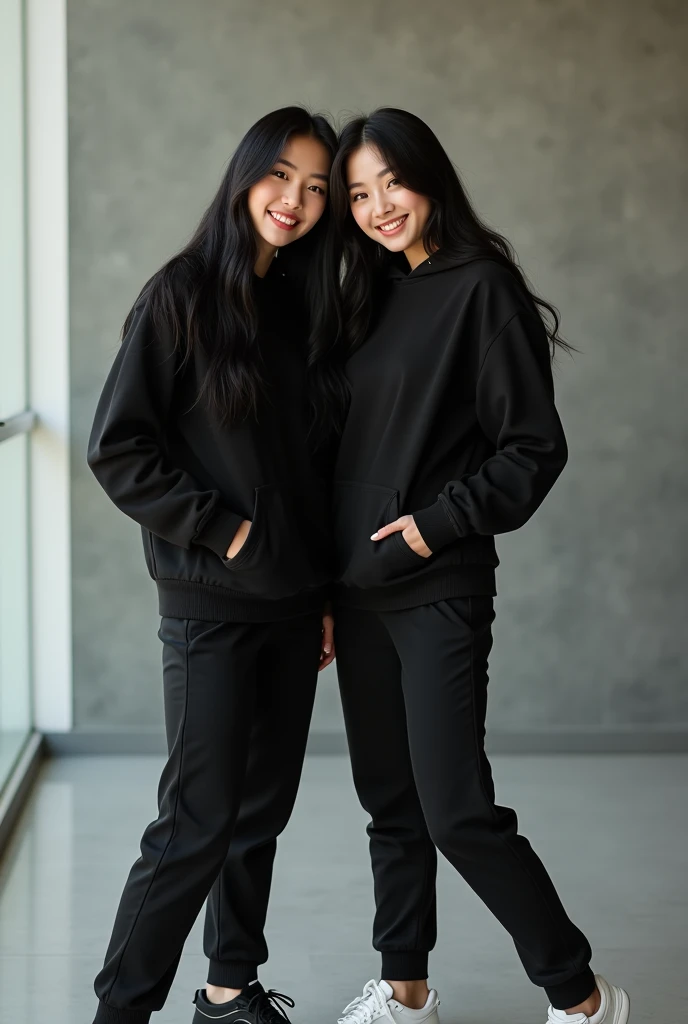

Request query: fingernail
[
  {"left": 324, "top": 645, "right": 332, "bottom": 654},
  {"left": 371, "top": 532, "right": 379, "bottom": 540}
]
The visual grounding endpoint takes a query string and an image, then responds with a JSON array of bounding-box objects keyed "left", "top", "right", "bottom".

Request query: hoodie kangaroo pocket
[
  {"left": 334, "top": 481, "right": 430, "bottom": 589},
  {"left": 223, "top": 483, "right": 325, "bottom": 599}
]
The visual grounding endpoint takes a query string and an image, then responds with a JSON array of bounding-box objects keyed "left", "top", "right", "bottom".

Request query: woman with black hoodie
[
  {"left": 87, "top": 107, "right": 340, "bottom": 1024},
  {"left": 328, "top": 109, "right": 630, "bottom": 1024}
]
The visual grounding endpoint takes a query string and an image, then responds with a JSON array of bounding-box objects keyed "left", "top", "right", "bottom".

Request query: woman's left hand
[
  {"left": 319, "top": 603, "right": 335, "bottom": 671},
  {"left": 371, "top": 515, "right": 432, "bottom": 557}
]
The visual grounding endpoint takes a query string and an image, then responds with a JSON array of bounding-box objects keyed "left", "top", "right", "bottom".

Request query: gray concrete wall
[{"left": 69, "top": 0, "right": 688, "bottom": 742}]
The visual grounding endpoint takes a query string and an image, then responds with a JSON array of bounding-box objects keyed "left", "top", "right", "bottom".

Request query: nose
[
  {"left": 281, "top": 184, "right": 303, "bottom": 210},
  {"left": 373, "top": 189, "right": 394, "bottom": 219}
]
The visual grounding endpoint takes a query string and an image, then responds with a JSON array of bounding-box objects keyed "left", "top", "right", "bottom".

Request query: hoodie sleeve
[
  {"left": 412, "top": 311, "right": 568, "bottom": 552},
  {"left": 87, "top": 300, "right": 244, "bottom": 557}
]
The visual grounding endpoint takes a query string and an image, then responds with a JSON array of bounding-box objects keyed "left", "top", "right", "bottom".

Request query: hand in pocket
[
  {"left": 319, "top": 602, "right": 335, "bottom": 671},
  {"left": 371, "top": 514, "right": 432, "bottom": 557},
  {"left": 226, "top": 519, "right": 252, "bottom": 559}
]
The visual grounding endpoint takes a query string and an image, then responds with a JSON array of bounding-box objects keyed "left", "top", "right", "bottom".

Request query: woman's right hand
[{"left": 226, "top": 519, "right": 252, "bottom": 559}]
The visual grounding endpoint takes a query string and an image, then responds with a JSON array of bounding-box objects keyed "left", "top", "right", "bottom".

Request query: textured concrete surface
[
  {"left": 67, "top": 0, "right": 688, "bottom": 734},
  {"left": 0, "top": 754, "right": 685, "bottom": 1023}
]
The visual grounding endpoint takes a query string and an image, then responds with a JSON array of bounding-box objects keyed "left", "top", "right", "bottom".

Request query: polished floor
[{"left": 0, "top": 754, "right": 685, "bottom": 1024}]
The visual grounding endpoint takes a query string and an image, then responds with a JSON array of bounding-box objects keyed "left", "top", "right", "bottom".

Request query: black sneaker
[{"left": 192, "top": 980, "right": 295, "bottom": 1024}]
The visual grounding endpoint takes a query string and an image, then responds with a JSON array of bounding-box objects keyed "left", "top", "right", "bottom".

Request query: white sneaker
[
  {"left": 547, "top": 974, "right": 630, "bottom": 1024},
  {"left": 338, "top": 980, "right": 440, "bottom": 1024}
]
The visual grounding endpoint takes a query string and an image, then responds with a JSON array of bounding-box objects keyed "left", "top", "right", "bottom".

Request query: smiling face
[
  {"left": 346, "top": 144, "right": 433, "bottom": 270},
  {"left": 247, "top": 134, "right": 331, "bottom": 261}
]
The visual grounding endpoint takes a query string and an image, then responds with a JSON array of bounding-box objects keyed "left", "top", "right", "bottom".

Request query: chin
[
  {"left": 262, "top": 229, "right": 288, "bottom": 248},
  {"left": 376, "top": 236, "right": 409, "bottom": 253}
]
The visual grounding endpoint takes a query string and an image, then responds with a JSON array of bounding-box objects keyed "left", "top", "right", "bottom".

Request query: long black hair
[
  {"left": 331, "top": 107, "right": 572, "bottom": 362},
  {"left": 125, "top": 106, "right": 341, "bottom": 429}
]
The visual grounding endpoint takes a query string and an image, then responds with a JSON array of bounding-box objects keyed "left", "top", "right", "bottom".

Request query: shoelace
[
  {"left": 338, "top": 980, "right": 389, "bottom": 1024},
  {"left": 248, "top": 988, "right": 296, "bottom": 1024}
]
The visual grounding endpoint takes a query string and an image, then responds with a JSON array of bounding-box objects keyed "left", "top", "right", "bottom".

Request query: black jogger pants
[
  {"left": 93, "top": 612, "right": 322, "bottom": 1024},
  {"left": 334, "top": 597, "right": 595, "bottom": 1011}
]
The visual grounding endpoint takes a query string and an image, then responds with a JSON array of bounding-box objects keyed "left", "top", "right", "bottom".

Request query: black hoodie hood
[{"left": 387, "top": 250, "right": 482, "bottom": 282}]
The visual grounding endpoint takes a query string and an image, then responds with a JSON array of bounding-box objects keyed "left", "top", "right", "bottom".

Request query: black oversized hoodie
[
  {"left": 332, "top": 255, "right": 568, "bottom": 610},
  {"left": 88, "top": 267, "right": 330, "bottom": 622}
]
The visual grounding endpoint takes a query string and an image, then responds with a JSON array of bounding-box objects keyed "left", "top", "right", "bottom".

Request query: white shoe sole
[
  {"left": 608, "top": 987, "right": 630, "bottom": 1024},
  {"left": 595, "top": 974, "right": 630, "bottom": 1024}
]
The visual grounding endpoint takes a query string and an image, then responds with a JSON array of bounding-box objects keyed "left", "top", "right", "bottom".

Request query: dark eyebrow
[
  {"left": 275, "top": 158, "right": 329, "bottom": 183},
  {"left": 348, "top": 166, "right": 394, "bottom": 190}
]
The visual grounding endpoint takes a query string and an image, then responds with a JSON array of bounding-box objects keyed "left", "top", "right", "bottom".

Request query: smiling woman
[
  {"left": 247, "top": 135, "right": 331, "bottom": 276},
  {"left": 347, "top": 146, "right": 433, "bottom": 270},
  {"left": 326, "top": 108, "right": 630, "bottom": 1024},
  {"left": 85, "top": 107, "right": 341, "bottom": 1024}
]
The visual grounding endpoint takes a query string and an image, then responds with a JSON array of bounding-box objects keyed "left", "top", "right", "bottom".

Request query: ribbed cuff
[
  {"left": 92, "top": 1002, "right": 152, "bottom": 1024},
  {"left": 545, "top": 966, "right": 596, "bottom": 1011},
  {"left": 195, "top": 506, "right": 245, "bottom": 559},
  {"left": 380, "top": 951, "right": 429, "bottom": 981},
  {"left": 207, "top": 960, "right": 259, "bottom": 989},
  {"left": 412, "top": 499, "right": 460, "bottom": 554}
]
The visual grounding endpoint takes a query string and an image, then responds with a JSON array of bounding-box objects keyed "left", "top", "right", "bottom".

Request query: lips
[
  {"left": 375, "top": 214, "right": 408, "bottom": 237},
  {"left": 268, "top": 210, "right": 301, "bottom": 231}
]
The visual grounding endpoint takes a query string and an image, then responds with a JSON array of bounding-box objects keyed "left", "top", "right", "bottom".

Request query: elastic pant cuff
[
  {"left": 545, "top": 966, "right": 596, "bottom": 1011},
  {"left": 92, "top": 1003, "right": 152, "bottom": 1024},
  {"left": 207, "top": 960, "right": 259, "bottom": 989},
  {"left": 380, "top": 951, "right": 429, "bottom": 981}
]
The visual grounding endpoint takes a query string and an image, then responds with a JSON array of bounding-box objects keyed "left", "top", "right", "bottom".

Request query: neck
[
  {"left": 254, "top": 239, "right": 278, "bottom": 279},
  {"left": 404, "top": 239, "right": 430, "bottom": 271}
]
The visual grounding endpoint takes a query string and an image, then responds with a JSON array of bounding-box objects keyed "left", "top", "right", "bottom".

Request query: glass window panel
[
  {"left": 0, "top": 0, "right": 31, "bottom": 790},
  {"left": 0, "top": 0, "right": 27, "bottom": 420},
  {"left": 0, "top": 433, "right": 32, "bottom": 785}
]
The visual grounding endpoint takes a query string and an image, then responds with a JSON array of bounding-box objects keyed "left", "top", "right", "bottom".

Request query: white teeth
[
  {"left": 270, "top": 212, "right": 297, "bottom": 226},
  {"left": 378, "top": 216, "right": 407, "bottom": 232}
]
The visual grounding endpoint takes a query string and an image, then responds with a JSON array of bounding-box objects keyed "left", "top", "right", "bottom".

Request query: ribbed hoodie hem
[
  {"left": 156, "top": 579, "right": 327, "bottom": 622},
  {"left": 333, "top": 567, "right": 496, "bottom": 611}
]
